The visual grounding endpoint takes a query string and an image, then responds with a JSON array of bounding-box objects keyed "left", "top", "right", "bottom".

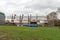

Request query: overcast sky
[{"left": 0, "top": 0, "right": 60, "bottom": 16}]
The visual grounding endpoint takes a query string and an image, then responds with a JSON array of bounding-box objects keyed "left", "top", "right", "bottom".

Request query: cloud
[
  {"left": 0, "top": 0, "right": 59, "bottom": 16},
  {"left": 24, "top": 0, "right": 60, "bottom": 16},
  {"left": 25, "top": 0, "right": 60, "bottom": 9}
]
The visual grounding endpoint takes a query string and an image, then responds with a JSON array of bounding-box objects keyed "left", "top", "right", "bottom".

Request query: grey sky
[{"left": 0, "top": 0, "right": 60, "bottom": 16}]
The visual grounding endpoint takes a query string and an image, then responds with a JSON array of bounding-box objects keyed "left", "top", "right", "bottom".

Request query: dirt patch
[
  {"left": 0, "top": 37, "right": 13, "bottom": 40},
  {"left": 0, "top": 32, "right": 13, "bottom": 40},
  {"left": 0, "top": 32, "right": 6, "bottom": 35},
  {"left": 0, "top": 32, "right": 6, "bottom": 38}
]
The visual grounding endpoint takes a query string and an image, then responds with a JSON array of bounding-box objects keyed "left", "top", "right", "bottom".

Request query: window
[{"left": 30, "top": 22, "right": 37, "bottom": 24}]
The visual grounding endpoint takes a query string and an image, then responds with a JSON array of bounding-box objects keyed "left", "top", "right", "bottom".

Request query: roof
[{"left": 0, "top": 12, "right": 5, "bottom": 15}]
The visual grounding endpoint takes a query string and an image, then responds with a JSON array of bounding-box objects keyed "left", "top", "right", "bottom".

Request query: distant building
[
  {"left": 0, "top": 12, "right": 5, "bottom": 24},
  {"left": 56, "top": 8, "right": 60, "bottom": 19},
  {"left": 56, "top": 8, "right": 60, "bottom": 13}
]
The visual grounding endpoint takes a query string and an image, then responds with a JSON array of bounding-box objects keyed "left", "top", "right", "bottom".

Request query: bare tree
[
  {"left": 47, "top": 12, "right": 57, "bottom": 26},
  {"left": 28, "top": 14, "right": 32, "bottom": 26},
  {"left": 11, "top": 14, "right": 16, "bottom": 23},
  {"left": 36, "top": 14, "right": 38, "bottom": 20},
  {"left": 19, "top": 14, "right": 24, "bottom": 26}
]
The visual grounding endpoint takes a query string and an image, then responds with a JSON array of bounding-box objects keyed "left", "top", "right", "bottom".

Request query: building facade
[{"left": 0, "top": 12, "right": 5, "bottom": 24}]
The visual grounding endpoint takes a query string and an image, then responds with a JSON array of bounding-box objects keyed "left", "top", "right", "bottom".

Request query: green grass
[{"left": 0, "top": 26, "right": 60, "bottom": 40}]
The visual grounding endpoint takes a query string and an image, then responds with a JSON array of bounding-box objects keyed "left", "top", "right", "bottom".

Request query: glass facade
[{"left": 0, "top": 13, "right": 5, "bottom": 24}]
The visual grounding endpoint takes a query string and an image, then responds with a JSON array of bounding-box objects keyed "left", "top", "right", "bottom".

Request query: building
[
  {"left": 6, "top": 15, "right": 48, "bottom": 26},
  {"left": 0, "top": 12, "right": 5, "bottom": 24}
]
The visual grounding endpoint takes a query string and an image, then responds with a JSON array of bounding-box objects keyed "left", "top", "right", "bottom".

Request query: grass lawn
[{"left": 0, "top": 26, "right": 60, "bottom": 40}]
